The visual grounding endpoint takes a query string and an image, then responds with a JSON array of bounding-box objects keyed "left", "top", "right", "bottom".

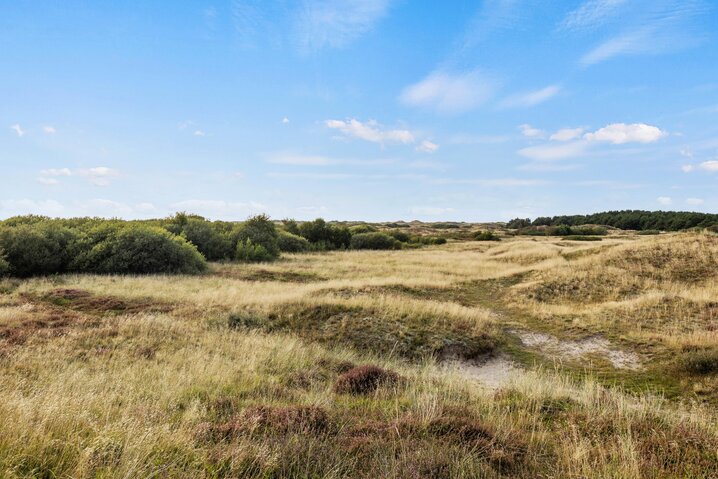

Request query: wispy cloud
[
  {"left": 576, "top": 0, "right": 710, "bottom": 66},
  {"left": 400, "top": 70, "right": 497, "bottom": 114},
  {"left": 325, "top": 119, "right": 414, "bottom": 145},
  {"left": 499, "top": 85, "right": 561, "bottom": 109},
  {"left": 295, "top": 0, "right": 393, "bottom": 52},
  {"left": 686, "top": 197, "right": 704, "bottom": 205},
  {"left": 550, "top": 127, "right": 585, "bottom": 141},
  {"left": 657, "top": 196, "right": 673, "bottom": 206},
  {"left": 37, "top": 167, "right": 121, "bottom": 187},
  {"left": 519, "top": 141, "right": 588, "bottom": 161},
  {"left": 583, "top": 123, "right": 666, "bottom": 144},
  {"left": 10, "top": 124, "right": 24, "bottom": 137},
  {"left": 43, "top": 126, "right": 56, "bottom": 134},
  {"left": 416, "top": 140, "right": 439, "bottom": 153},
  {"left": 683, "top": 160, "right": 718, "bottom": 172},
  {"left": 519, "top": 124, "right": 545, "bottom": 138}
]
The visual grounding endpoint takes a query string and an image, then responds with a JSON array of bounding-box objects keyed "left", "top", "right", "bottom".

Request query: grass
[{"left": 1, "top": 230, "right": 717, "bottom": 477}]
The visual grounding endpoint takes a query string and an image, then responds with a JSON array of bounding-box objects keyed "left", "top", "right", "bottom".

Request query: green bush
[
  {"left": 349, "top": 224, "right": 377, "bottom": 234},
  {"left": 707, "top": 225, "right": 718, "bottom": 234},
  {"left": 474, "top": 230, "right": 501, "bottom": 241},
  {"left": 233, "top": 214, "right": 279, "bottom": 260},
  {"left": 388, "top": 230, "right": 410, "bottom": 242},
  {"left": 298, "top": 218, "right": 351, "bottom": 249},
  {"left": 180, "top": 218, "right": 232, "bottom": 261},
  {"left": 282, "top": 218, "right": 300, "bottom": 236},
  {"left": 0, "top": 249, "right": 9, "bottom": 277},
  {"left": 350, "top": 232, "right": 401, "bottom": 250},
  {"left": 74, "top": 225, "right": 206, "bottom": 274},
  {"left": 637, "top": 229, "right": 661, "bottom": 235},
  {"left": 236, "top": 239, "right": 275, "bottom": 262},
  {"left": 277, "top": 231, "right": 310, "bottom": 253},
  {"left": 681, "top": 349, "right": 718, "bottom": 375},
  {"left": 0, "top": 222, "right": 80, "bottom": 277},
  {"left": 410, "top": 236, "right": 447, "bottom": 245},
  {"left": 561, "top": 236, "right": 602, "bottom": 241}
]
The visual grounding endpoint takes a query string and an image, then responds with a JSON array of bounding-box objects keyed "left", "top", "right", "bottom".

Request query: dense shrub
[
  {"left": 529, "top": 210, "right": 718, "bottom": 231},
  {"left": 388, "top": 230, "right": 410, "bottom": 242},
  {"left": 236, "top": 239, "right": 275, "bottom": 262},
  {"left": 681, "top": 349, "right": 718, "bottom": 375},
  {"left": 298, "top": 218, "right": 351, "bottom": 249},
  {"left": 180, "top": 218, "right": 232, "bottom": 261},
  {"left": 0, "top": 250, "right": 9, "bottom": 277},
  {"left": 333, "top": 365, "right": 399, "bottom": 395},
  {"left": 474, "top": 230, "right": 501, "bottom": 241},
  {"left": 233, "top": 214, "right": 279, "bottom": 260},
  {"left": 561, "top": 236, "right": 602, "bottom": 241},
  {"left": 411, "top": 236, "right": 447, "bottom": 245},
  {"left": 350, "top": 232, "right": 401, "bottom": 250},
  {"left": 506, "top": 217, "right": 531, "bottom": 229},
  {"left": 282, "top": 218, "right": 300, "bottom": 236},
  {"left": 349, "top": 224, "right": 377, "bottom": 234},
  {"left": 277, "top": 231, "right": 310, "bottom": 253},
  {"left": 518, "top": 225, "right": 607, "bottom": 237},
  {"left": 74, "top": 225, "right": 206, "bottom": 274},
  {"left": 707, "top": 225, "right": 718, "bottom": 234},
  {"left": 0, "top": 222, "right": 80, "bottom": 277}
]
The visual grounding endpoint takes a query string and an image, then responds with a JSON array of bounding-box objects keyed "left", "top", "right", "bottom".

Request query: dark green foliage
[
  {"left": 350, "top": 232, "right": 401, "bottom": 250},
  {"left": 74, "top": 225, "right": 206, "bottom": 274},
  {"left": 474, "top": 230, "right": 501, "bottom": 241},
  {"left": 431, "top": 222, "right": 462, "bottom": 229},
  {"left": 411, "top": 236, "right": 447, "bottom": 245},
  {"left": 506, "top": 218, "right": 531, "bottom": 229},
  {"left": 0, "top": 222, "right": 80, "bottom": 277},
  {"left": 561, "top": 236, "right": 602, "bottom": 241},
  {"left": 349, "top": 224, "right": 378, "bottom": 234},
  {"left": 388, "top": 230, "right": 410, "bottom": 242},
  {"left": 282, "top": 218, "right": 300, "bottom": 236},
  {"left": 277, "top": 231, "right": 310, "bottom": 253},
  {"left": 529, "top": 210, "right": 718, "bottom": 231},
  {"left": 637, "top": 230, "right": 661, "bottom": 235},
  {"left": 233, "top": 214, "right": 279, "bottom": 260},
  {"left": 518, "top": 224, "right": 607, "bottom": 237},
  {"left": 707, "top": 225, "right": 718, "bottom": 234},
  {"left": 681, "top": 349, "right": 718, "bottom": 375},
  {"left": 298, "top": 218, "right": 351, "bottom": 250},
  {"left": 180, "top": 218, "right": 233, "bottom": 261},
  {"left": 0, "top": 249, "right": 9, "bottom": 277},
  {"left": 236, "top": 240, "right": 275, "bottom": 262}
]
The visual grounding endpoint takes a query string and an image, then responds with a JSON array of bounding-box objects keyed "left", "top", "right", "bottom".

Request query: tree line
[{"left": 506, "top": 210, "right": 718, "bottom": 232}]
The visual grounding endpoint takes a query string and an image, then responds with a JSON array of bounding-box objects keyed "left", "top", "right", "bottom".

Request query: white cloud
[
  {"left": 686, "top": 197, "right": 704, "bottom": 205},
  {"left": 10, "top": 124, "right": 25, "bottom": 137},
  {"left": 698, "top": 160, "right": 718, "bottom": 171},
  {"left": 583, "top": 123, "right": 666, "bottom": 144},
  {"left": 76, "top": 167, "right": 120, "bottom": 187},
  {"left": 518, "top": 141, "right": 588, "bottom": 161},
  {"left": 193, "top": 130, "right": 206, "bottom": 137},
  {"left": 36, "top": 177, "right": 60, "bottom": 185},
  {"left": 294, "top": 0, "right": 393, "bottom": 52},
  {"left": 43, "top": 126, "right": 56, "bottom": 134},
  {"left": 409, "top": 206, "right": 455, "bottom": 216},
  {"left": 681, "top": 164, "right": 695, "bottom": 172},
  {"left": 41, "top": 168, "right": 72, "bottom": 177},
  {"left": 657, "top": 196, "right": 673, "bottom": 206},
  {"left": 400, "top": 69, "right": 496, "bottom": 114},
  {"left": 416, "top": 140, "right": 439, "bottom": 153},
  {"left": 550, "top": 127, "right": 585, "bottom": 141},
  {"left": 499, "top": 85, "right": 561, "bottom": 108},
  {"left": 178, "top": 120, "right": 195, "bottom": 130},
  {"left": 325, "top": 119, "right": 414, "bottom": 144},
  {"left": 282, "top": 117, "right": 290, "bottom": 124},
  {"left": 519, "top": 124, "right": 545, "bottom": 138}
]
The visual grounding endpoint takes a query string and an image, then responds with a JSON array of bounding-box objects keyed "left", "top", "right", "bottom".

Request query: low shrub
[
  {"left": 0, "top": 222, "right": 80, "bottom": 277},
  {"left": 561, "top": 236, "right": 602, "bottom": 241},
  {"left": 334, "top": 365, "right": 399, "bottom": 395},
  {"left": 707, "top": 225, "right": 718, "bottom": 234},
  {"left": 180, "top": 218, "right": 233, "bottom": 261},
  {"left": 74, "top": 225, "right": 207, "bottom": 274},
  {"left": 236, "top": 239, "right": 275, "bottom": 262},
  {"left": 298, "top": 219, "right": 352, "bottom": 250},
  {"left": 474, "top": 230, "right": 501, "bottom": 241},
  {"left": 637, "top": 230, "right": 661, "bottom": 235},
  {"left": 233, "top": 214, "right": 279, "bottom": 260},
  {"left": 681, "top": 349, "right": 718, "bottom": 374},
  {"left": 277, "top": 231, "right": 310, "bottom": 253},
  {"left": 350, "top": 232, "right": 401, "bottom": 250},
  {"left": 387, "top": 230, "right": 410, "bottom": 242},
  {"left": 349, "top": 224, "right": 377, "bottom": 234},
  {"left": 410, "top": 236, "right": 447, "bottom": 245}
]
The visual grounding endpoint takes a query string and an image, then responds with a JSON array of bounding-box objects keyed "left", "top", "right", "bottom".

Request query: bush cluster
[
  {"left": 277, "top": 231, "right": 310, "bottom": 253},
  {"left": 509, "top": 210, "right": 718, "bottom": 232},
  {"left": 474, "top": 230, "right": 501, "bottom": 241},
  {"left": 350, "top": 232, "right": 401, "bottom": 250},
  {"left": 516, "top": 225, "right": 607, "bottom": 237}
]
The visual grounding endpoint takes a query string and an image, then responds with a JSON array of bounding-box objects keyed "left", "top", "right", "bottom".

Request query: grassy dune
[{"left": 1, "top": 232, "right": 717, "bottom": 478}]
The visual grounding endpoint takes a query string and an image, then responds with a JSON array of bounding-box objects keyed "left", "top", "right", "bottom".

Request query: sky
[{"left": 1, "top": 0, "right": 718, "bottom": 222}]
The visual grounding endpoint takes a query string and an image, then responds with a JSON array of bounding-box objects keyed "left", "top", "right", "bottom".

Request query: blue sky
[{"left": 2, "top": 0, "right": 717, "bottom": 221}]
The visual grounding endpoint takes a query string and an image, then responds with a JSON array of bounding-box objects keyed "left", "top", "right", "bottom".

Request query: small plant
[
  {"left": 334, "top": 365, "right": 399, "bottom": 395},
  {"left": 350, "top": 232, "right": 401, "bottom": 250},
  {"left": 474, "top": 230, "right": 501, "bottom": 241},
  {"left": 235, "top": 239, "right": 275, "bottom": 262},
  {"left": 277, "top": 231, "right": 310, "bottom": 253},
  {"left": 681, "top": 349, "right": 718, "bottom": 375}
]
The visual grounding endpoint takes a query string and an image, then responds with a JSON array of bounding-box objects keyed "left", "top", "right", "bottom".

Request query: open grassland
[{"left": 1, "top": 232, "right": 717, "bottom": 478}]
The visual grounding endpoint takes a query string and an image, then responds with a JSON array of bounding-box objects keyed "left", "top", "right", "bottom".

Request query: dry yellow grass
[{"left": 1, "top": 232, "right": 717, "bottom": 478}]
